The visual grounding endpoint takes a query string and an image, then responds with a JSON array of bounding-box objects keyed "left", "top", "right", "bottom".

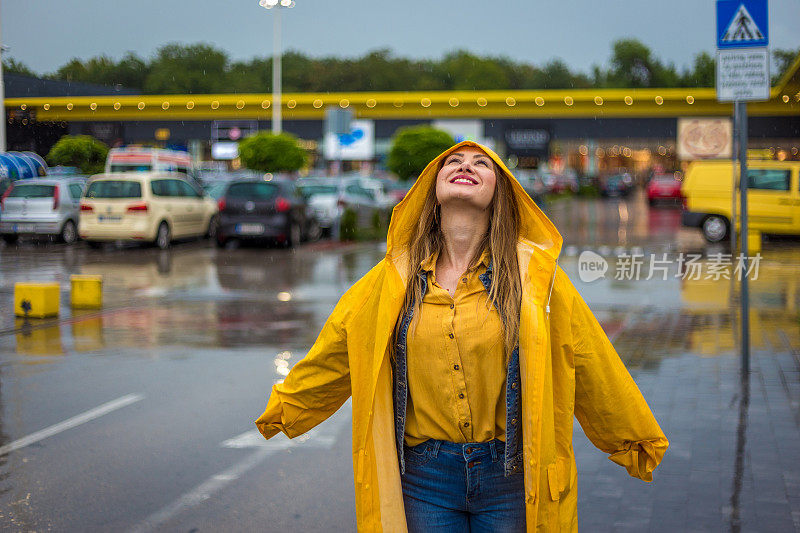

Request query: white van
[{"left": 105, "top": 146, "right": 196, "bottom": 181}]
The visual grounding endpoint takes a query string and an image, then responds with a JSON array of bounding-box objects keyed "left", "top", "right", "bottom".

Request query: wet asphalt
[{"left": 1, "top": 190, "right": 799, "bottom": 531}]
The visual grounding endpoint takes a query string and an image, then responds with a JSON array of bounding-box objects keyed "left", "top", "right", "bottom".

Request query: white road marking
[
  {"left": 0, "top": 393, "right": 144, "bottom": 456},
  {"left": 132, "top": 400, "right": 351, "bottom": 532}
]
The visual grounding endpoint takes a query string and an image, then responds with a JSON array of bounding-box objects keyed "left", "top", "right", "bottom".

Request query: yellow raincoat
[{"left": 256, "top": 141, "right": 668, "bottom": 531}]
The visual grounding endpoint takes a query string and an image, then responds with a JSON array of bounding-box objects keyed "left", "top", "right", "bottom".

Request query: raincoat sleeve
[
  {"left": 255, "top": 297, "right": 352, "bottom": 441},
  {"left": 568, "top": 280, "right": 669, "bottom": 481}
]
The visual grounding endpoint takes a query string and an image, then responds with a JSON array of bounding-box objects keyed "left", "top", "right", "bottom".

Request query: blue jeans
[{"left": 401, "top": 439, "right": 526, "bottom": 532}]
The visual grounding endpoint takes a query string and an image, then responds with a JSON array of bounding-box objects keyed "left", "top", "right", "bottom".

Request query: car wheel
[
  {"left": 86, "top": 240, "right": 103, "bottom": 250},
  {"left": 2, "top": 234, "right": 18, "bottom": 245},
  {"left": 60, "top": 220, "right": 77, "bottom": 244},
  {"left": 215, "top": 236, "right": 227, "bottom": 248},
  {"left": 155, "top": 222, "right": 171, "bottom": 250},
  {"left": 305, "top": 219, "right": 322, "bottom": 242},
  {"left": 702, "top": 215, "right": 729, "bottom": 243},
  {"left": 205, "top": 215, "right": 219, "bottom": 240},
  {"left": 285, "top": 222, "right": 301, "bottom": 248}
]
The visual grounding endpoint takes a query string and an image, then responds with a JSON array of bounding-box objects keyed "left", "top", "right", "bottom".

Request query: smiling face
[{"left": 435, "top": 147, "right": 497, "bottom": 211}]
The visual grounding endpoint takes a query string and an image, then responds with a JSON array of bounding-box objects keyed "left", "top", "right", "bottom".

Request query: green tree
[
  {"left": 386, "top": 126, "right": 453, "bottom": 181},
  {"left": 607, "top": 39, "right": 661, "bottom": 88},
  {"left": 238, "top": 132, "right": 307, "bottom": 173},
  {"left": 3, "top": 57, "right": 36, "bottom": 77},
  {"left": 682, "top": 52, "right": 715, "bottom": 87},
  {"left": 144, "top": 43, "right": 229, "bottom": 94},
  {"left": 772, "top": 48, "right": 800, "bottom": 84},
  {"left": 439, "top": 50, "right": 511, "bottom": 90},
  {"left": 46, "top": 135, "right": 109, "bottom": 175}
]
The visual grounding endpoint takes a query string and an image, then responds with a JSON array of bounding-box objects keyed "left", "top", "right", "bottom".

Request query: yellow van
[{"left": 681, "top": 160, "right": 800, "bottom": 242}]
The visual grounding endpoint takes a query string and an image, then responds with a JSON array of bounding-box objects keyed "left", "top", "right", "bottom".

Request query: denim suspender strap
[{"left": 392, "top": 271, "right": 427, "bottom": 474}]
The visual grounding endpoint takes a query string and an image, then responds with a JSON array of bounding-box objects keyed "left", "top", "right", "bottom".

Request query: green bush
[
  {"left": 339, "top": 208, "right": 358, "bottom": 241},
  {"left": 386, "top": 126, "right": 454, "bottom": 181},
  {"left": 238, "top": 132, "right": 307, "bottom": 173},
  {"left": 46, "top": 135, "right": 109, "bottom": 175}
]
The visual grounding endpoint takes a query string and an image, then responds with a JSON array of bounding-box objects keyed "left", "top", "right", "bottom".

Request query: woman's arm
[
  {"left": 255, "top": 308, "right": 351, "bottom": 440},
  {"left": 569, "top": 283, "right": 669, "bottom": 481}
]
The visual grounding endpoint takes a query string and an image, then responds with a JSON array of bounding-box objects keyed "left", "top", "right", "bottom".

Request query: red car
[{"left": 647, "top": 173, "right": 683, "bottom": 205}]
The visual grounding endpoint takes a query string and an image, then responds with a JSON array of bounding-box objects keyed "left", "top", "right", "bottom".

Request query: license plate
[
  {"left": 13, "top": 223, "right": 35, "bottom": 233},
  {"left": 236, "top": 223, "right": 264, "bottom": 235},
  {"left": 98, "top": 215, "right": 122, "bottom": 223}
]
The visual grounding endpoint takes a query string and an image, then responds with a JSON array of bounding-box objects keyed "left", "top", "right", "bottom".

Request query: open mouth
[{"left": 450, "top": 175, "right": 478, "bottom": 185}]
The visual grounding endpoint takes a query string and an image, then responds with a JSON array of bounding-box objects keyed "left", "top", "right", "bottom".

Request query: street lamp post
[
  {"left": 259, "top": 0, "right": 295, "bottom": 134},
  {"left": 0, "top": 0, "right": 7, "bottom": 152}
]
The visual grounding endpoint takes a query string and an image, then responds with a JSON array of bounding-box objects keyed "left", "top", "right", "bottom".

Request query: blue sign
[{"left": 717, "top": 0, "right": 768, "bottom": 49}]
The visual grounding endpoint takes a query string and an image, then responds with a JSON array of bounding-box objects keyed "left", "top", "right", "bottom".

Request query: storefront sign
[
  {"left": 677, "top": 118, "right": 733, "bottom": 160},
  {"left": 504, "top": 128, "right": 550, "bottom": 156}
]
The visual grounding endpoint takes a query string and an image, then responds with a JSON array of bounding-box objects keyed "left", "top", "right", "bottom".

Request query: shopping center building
[{"left": 4, "top": 53, "right": 799, "bottom": 177}]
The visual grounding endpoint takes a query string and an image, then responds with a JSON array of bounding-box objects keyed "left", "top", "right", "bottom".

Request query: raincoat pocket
[{"left": 546, "top": 457, "right": 572, "bottom": 502}]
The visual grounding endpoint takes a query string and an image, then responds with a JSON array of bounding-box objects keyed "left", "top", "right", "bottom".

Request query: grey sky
[{"left": 4, "top": 0, "right": 799, "bottom": 77}]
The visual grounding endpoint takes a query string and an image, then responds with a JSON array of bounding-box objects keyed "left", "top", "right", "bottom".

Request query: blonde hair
[{"left": 395, "top": 158, "right": 522, "bottom": 353}]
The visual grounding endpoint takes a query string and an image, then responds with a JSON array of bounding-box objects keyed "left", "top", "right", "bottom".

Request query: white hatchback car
[
  {"left": 0, "top": 177, "right": 86, "bottom": 244},
  {"left": 79, "top": 172, "right": 218, "bottom": 249}
]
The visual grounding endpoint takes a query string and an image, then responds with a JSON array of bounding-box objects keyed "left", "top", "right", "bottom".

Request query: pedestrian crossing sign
[{"left": 717, "top": 0, "right": 768, "bottom": 49}]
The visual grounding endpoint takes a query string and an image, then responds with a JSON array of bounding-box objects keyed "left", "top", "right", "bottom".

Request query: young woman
[{"left": 256, "top": 141, "right": 668, "bottom": 532}]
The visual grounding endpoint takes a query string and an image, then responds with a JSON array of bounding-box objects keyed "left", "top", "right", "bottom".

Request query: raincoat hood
[{"left": 386, "top": 141, "right": 562, "bottom": 264}]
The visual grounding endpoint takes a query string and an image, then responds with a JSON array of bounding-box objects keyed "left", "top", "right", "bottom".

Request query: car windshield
[
  {"left": 226, "top": 182, "right": 280, "bottom": 199},
  {"left": 85, "top": 180, "right": 142, "bottom": 199},
  {"left": 298, "top": 185, "right": 338, "bottom": 196},
  {"left": 110, "top": 164, "right": 152, "bottom": 172},
  {"left": 204, "top": 182, "right": 229, "bottom": 199},
  {"left": 7, "top": 184, "right": 55, "bottom": 198}
]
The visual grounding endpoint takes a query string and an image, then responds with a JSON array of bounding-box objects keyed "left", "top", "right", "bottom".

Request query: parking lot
[{"left": 0, "top": 193, "right": 799, "bottom": 531}]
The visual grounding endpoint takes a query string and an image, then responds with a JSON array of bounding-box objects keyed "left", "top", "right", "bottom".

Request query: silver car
[{"left": 0, "top": 177, "right": 86, "bottom": 244}]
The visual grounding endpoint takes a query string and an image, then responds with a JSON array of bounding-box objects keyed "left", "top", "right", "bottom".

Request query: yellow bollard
[
  {"left": 70, "top": 275, "right": 103, "bottom": 309},
  {"left": 14, "top": 283, "right": 60, "bottom": 318}
]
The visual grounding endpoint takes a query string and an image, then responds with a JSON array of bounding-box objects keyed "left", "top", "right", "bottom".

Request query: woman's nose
[{"left": 458, "top": 161, "right": 474, "bottom": 172}]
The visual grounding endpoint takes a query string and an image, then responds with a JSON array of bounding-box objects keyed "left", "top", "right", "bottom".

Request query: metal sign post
[
  {"left": 737, "top": 101, "right": 750, "bottom": 373},
  {"left": 716, "top": 0, "right": 769, "bottom": 375}
]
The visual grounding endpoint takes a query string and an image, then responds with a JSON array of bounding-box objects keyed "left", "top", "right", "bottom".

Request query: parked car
[
  {"left": 647, "top": 172, "right": 683, "bottom": 205},
  {"left": 297, "top": 176, "right": 390, "bottom": 235},
  {"left": 600, "top": 173, "right": 634, "bottom": 197},
  {"left": 514, "top": 169, "right": 547, "bottom": 206},
  {"left": 384, "top": 180, "right": 412, "bottom": 204},
  {"left": 542, "top": 172, "right": 579, "bottom": 194},
  {"left": 79, "top": 172, "right": 218, "bottom": 249},
  {"left": 0, "top": 177, "right": 86, "bottom": 244},
  {"left": 681, "top": 160, "right": 800, "bottom": 242},
  {"left": 214, "top": 177, "right": 320, "bottom": 248}
]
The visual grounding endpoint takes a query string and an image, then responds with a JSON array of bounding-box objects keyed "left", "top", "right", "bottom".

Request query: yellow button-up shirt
[{"left": 404, "top": 249, "right": 508, "bottom": 446}]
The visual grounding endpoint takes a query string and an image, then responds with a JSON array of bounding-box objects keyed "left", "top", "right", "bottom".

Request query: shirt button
[
  {"left": 462, "top": 277, "right": 468, "bottom": 283},
  {"left": 458, "top": 393, "right": 464, "bottom": 399},
  {"left": 537, "top": 265, "right": 543, "bottom": 271},
  {"left": 511, "top": 418, "right": 517, "bottom": 425},
  {"left": 511, "top": 382, "right": 518, "bottom": 390},
  {"left": 464, "top": 422, "right": 470, "bottom": 427},
  {"left": 449, "top": 333, "right": 454, "bottom": 339},
  {"left": 453, "top": 364, "right": 460, "bottom": 370},
  {"left": 450, "top": 304, "right": 454, "bottom": 309}
]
